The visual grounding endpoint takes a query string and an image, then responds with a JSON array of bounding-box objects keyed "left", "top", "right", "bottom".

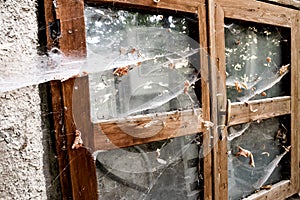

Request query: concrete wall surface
[{"left": 0, "top": 1, "right": 56, "bottom": 199}]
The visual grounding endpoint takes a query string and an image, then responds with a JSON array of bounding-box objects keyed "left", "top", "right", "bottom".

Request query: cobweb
[
  {"left": 225, "top": 19, "right": 291, "bottom": 200},
  {"left": 80, "top": 6, "right": 205, "bottom": 200},
  {"left": 225, "top": 20, "right": 290, "bottom": 102},
  {"left": 84, "top": 6, "right": 202, "bottom": 121}
]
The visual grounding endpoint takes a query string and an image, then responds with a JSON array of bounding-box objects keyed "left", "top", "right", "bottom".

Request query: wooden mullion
[
  {"left": 198, "top": 2, "right": 213, "bottom": 199},
  {"left": 215, "top": 3, "right": 228, "bottom": 198},
  {"left": 228, "top": 96, "right": 291, "bottom": 126},
  {"left": 44, "top": 0, "right": 73, "bottom": 198},
  {"left": 86, "top": 0, "right": 202, "bottom": 14},
  {"left": 55, "top": 0, "right": 99, "bottom": 199},
  {"left": 72, "top": 76, "right": 95, "bottom": 151},
  {"left": 207, "top": 0, "right": 221, "bottom": 199}
]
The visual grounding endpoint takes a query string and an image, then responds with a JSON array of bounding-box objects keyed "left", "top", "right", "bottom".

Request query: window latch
[{"left": 217, "top": 93, "right": 227, "bottom": 140}]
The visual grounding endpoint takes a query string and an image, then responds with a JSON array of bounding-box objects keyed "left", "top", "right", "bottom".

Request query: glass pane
[
  {"left": 95, "top": 134, "right": 203, "bottom": 199},
  {"left": 225, "top": 19, "right": 291, "bottom": 102},
  {"left": 85, "top": 6, "right": 201, "bottom": 122},
  {"left": 228, "top": 116, "right": 290, "bottom": 199}
]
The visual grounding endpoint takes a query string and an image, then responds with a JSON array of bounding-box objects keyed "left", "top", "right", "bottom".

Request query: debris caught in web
[
  {"left": 235, "top": 146, "right": 255, "bottom": 167},
  {"left": 85, "top": 6, "right": 202, "bottom": 121},
  {"left": 71, "top": 130, "right": 83, "bottom": 149},
  {"left": 225, "top": 20, "right": 290, "bottom": 102},
  {"left": 253, "top": 146, "right": 291, "bottom": 189},
  {"left": 228, "top": 122, "right": 251, "bottom": 141}
]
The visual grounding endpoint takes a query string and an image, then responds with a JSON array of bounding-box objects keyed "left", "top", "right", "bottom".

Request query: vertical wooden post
[
  {"left": 61, "top": 77, "right": 98, "bottom": 200},
  {"left": 207, "top": 0, "right": 222, "bottom": 199},
  {"left": 50, "top": 81, "right": 73, "bottom": 199},
  {"left": 198, "top": 2, "right": 213, "bottom": 199},
  {"left": 291, "top": 12, "right": 300, "bottom": 193},
  {"left": 215, "top": 4, "right": 228, "bottom": 198},
  {"left": 44, "top": 0, "right": 98, "bottom": 199}
]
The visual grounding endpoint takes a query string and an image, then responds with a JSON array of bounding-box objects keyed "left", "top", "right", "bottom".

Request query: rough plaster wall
[{"left": 0, "top": 0, "right": 49, "bottom": 199}]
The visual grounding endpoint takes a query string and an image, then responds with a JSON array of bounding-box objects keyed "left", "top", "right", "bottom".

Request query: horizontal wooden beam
[
  {"left": 216, "top": 0, "right": 296, "bottom": 28},
  {"left": 86, "top": 0, "right": 203, "bottom": 14},
  {"left": 259, "top": 0, "right": 300, "bottom": 9},
  {"left": 228, "top": 96, "right": 291, "bottom": 126},
  {"left": 93, "top": 108, "right": 204, "bottom": 150},
  {"left": 243, "top": 180, "right": 295, "bottom": 200}
]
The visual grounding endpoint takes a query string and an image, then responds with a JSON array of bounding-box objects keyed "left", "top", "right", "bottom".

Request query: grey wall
[{"left": 0, "top": 1, "right": 57, "bottom": 199}]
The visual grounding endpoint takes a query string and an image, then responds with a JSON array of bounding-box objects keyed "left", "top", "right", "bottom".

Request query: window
[
  {"left": 211, "top": 0, "right": 300, "bottom": 199},
  {"left": 44, "top": 0, "right": 300, "bottom": 199}
]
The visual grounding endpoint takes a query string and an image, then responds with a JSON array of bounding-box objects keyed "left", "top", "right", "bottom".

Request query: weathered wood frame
[
  {"left": 44, "top": 0, "right": 213, "bottom": 199},
  {"left": 210, "top": 0, "right": 300, "bottom": 199},
  {"left": 43, "top": 0, "right": 300, "bottom": 199}
]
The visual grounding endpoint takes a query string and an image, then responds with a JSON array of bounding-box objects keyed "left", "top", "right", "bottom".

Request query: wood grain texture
[
  {"left": 216, "top": 0, "right": 294, "bottom": 28},
  {"left": 49, "top": 81, "right": 73, "bottom": 199},
  {"left": 93, "top": 109, "right": 204, "bottom": 150},
  {"left": 62, "top": 78, "right": 98, "bottom": 200},
  {"left": 72, "top": 76, "right": 94, "bottom": 151},
  {"left": 44, "top": 0, "right": 56, "bottom": 49},
  {"left": 86, "top": 0, "right": 202, "bottom": 14},
  {"left": 207, "top": 0, "right": 222, "bottom": 199},
  {"left": 243, "top": 180, "right": 293, "bottom": 200},
  {"left": 45, "top": 0, "right": 98, "bottom": 199},
  {"left": 215, "top": 0, "right": 299, "bottom": 199},
  {"left": 290, "top": 12, "right": 300, "bottom": 193},
  {"left": 198, "top": 3, "right": 213, "bottom": 200},
  {"left": 55, "top": 0, "right": 86, "bottom": 56},
  {"left": 215, "top": 4, "right": 228, "bottom": 198},
  {"left": 260, "top": 0, "right": 300, "bottom": 9},
  {"left": 228, "top": 96, "right": 291, "bottom": 126},
  {"left": 44, "top": 0, "right": 74, "bottom": 198}
]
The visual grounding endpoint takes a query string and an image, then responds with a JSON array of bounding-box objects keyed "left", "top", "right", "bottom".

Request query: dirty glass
[
  {"left": 85, "top": 6, "right": 201, "bottom": 122},
  {"left": 95, "top": 134, "right": 203, "bottom": 200},
  {"left": 84, "top": 5, "right": 203, "bottom": 200},
  {"left": 225, "top": 19, "right": 290, "bottom": 102},
  {"left": 228, "top": 116, "right": 290, "bottom": 199}
]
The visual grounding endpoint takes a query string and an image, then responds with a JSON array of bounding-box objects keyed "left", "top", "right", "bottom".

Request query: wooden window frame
[
  {"left": 44, "top": 0, "right": 211, "bottom": 199},
  {"left": 209, "top": 0, "right": 300, "bottom": 199},
  {"left": 43, "top": 0, "right": 300, "bottom": 199}
]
